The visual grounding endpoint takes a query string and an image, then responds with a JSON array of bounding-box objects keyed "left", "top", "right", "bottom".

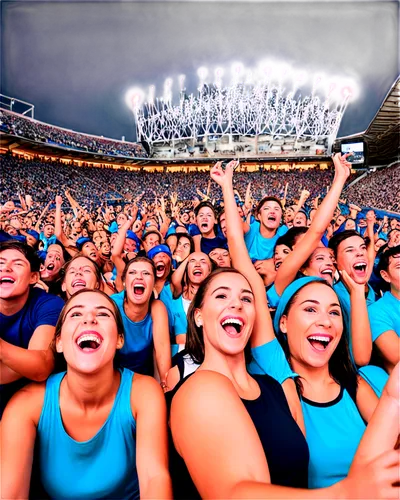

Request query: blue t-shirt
[
  {"left": 200, "top": 235, "right": 228, "bottom": 255},
  {"left": 159, "top": 283, "right": 187, "bottom": 342},
  {"left": 111, "top": 291, "right": 154, "bottom": 376},
  {"left": 368, "top": 291, "right": 400, "bottom": 342},
  {"left": 248, "top": 338, "right": 296, "bottom": 384},
  {"left": 37, "top": 368, "right": 139, "bottom": 500},
  {"left": 0, "top": 287, "right": 64, "bottom": 416},
  {"left": 244, "top": 222, "right": 288, "bottom": 261}
]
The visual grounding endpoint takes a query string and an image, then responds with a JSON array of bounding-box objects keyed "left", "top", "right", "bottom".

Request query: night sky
[{"left": 2, "top": 0, "right": 399, "bottom": 142}]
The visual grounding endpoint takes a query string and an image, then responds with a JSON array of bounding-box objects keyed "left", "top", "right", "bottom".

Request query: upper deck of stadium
[{"left": 1, "top": 76, "right": 399, "bottom": 169}]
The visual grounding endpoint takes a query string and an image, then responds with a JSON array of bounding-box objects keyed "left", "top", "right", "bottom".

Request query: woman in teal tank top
[{"left": 1, "top": 289, "right": 172, "bottom": 499}]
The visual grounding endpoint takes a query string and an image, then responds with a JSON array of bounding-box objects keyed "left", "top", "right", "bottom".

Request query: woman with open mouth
[
  {"left": 1, "top": 289, "right": 172, "bottom": 500},
  {"left": 168, "top": 160, "right": 399, "bottom": 499},
  {"left": 60, "top": 255, "right": 102, "bottom": 299},
  {"left": 111, "top": 257, "right": 171, "bottom": 390}
]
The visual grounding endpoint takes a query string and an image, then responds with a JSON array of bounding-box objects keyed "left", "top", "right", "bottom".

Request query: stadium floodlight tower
[{"left": 128, "top": 61, "right": 357, "bottom": 159}]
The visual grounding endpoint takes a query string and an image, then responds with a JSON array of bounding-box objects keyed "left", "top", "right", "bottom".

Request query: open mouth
[
  {"left": 267, "top": 215, "right": 277, "bottom": 222},
  {"left": 133, "top": 284, "right": 145, "bottom": 296},
  {"left": 71, "top": 279, "right": 87, "bottom": 288},
  {"left": 307, "top": 334, "right": 333, "bottom": 351},
  {"left": 76, "top": 332, "right": 103, "bottom": 352},
  {"left": 353, "top": 262, "right": 367, "bottom": 275},
  {"left": 193, "top": 269, "right": 203, "bottom": 277},
  {"left": 275, "top": 261, "right": 282, "bottom": 270},
  {"left": 47, "top": 263, "right": 55, "bottom": 271},
  {"left": 201, "top": 222, "right": 209, "bottom": 229},
  {"left": 221, "top": 316, "right": 244, "bottom": 337},
  {"left": 320, "top": 268, "right": 333, "bottom": 280},
  {"left": 89, "top": 252, "right": 97, "bottom": 259},
  {"left": 156, "top": 263, "right": 165, "bottom": 275},
  {"left": 0, "top": 276, "right": 15, "bottom": 285}
]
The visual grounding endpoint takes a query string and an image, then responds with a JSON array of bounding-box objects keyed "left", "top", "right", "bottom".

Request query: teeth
[
  {"left": 134, "top": 284, "right": 145, "bottom": 288},
  {"left": 321, "top": 269, "right": 333, "bottom": 275},
  {"left": 72, "top": 280, "right": 86, "bottom": 287},
  {"left": 308, "top": 335, "right": 330, "bottom": 342},
  {"left": 77, "top": 334, "right": 102, "bottom": 347},
  {"left": 222, "top": 318, "right": 244, "bottom": 327},
  {"left": 0, "top": 277, "right": 15, "bottom": 283}
]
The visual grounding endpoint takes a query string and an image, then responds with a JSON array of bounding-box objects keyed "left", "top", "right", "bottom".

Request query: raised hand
[
  {"left": 332, "top": 152, "right": 352, "bottom": 182},
  {"left": 339, "top": 269, "right": 365, "bottom": 295},
  {"left": 210, "top": 160, "right": 238, "bottom": 189},
  {"left": 55, "top": 195, "right": 62, "bottom": 206}
]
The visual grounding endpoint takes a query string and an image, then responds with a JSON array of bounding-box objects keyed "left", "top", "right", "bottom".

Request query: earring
[{"left": 196, "top": 321, "right": 203, "bottom": 327}]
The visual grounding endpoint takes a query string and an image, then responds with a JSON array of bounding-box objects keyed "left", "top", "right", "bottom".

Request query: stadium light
[
  {"left": 197, "top": 67, "right": 208, "bottom": 81},
  {"left": 233, "top": 63, "right": 243, "bottom": 80},
  {"left": 125, "top": 87, "right": 145, "bottom": 113},
  {"left": 134, "top": 61, "right": 357, "bottom": 145},
  {"left": 295, "top": 72, "right": 307, "bottom": 85},
  {"left": 278, "top": 66, "right": 289, "bottom": 80},
  {"left": 261, "top": 63, "right": 276, "bottom": 78}
]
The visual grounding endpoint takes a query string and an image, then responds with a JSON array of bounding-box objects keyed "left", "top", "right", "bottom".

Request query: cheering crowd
[{"left": 1, "top": 151, "right": 399, "bottom": 499}]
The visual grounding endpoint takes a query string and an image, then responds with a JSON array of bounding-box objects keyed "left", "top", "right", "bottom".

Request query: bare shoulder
[
  {"left": 151, "top": 299, "right": 167, "bottom": 313},
  {"left": 172, "top": 370, "right": 238, "bottom": 413},
  {"left": 3, "top": 382, "right": 46, "bottom": 425},
  {"left": 130, "top": 373, "right": 164, "bottom": 416}
]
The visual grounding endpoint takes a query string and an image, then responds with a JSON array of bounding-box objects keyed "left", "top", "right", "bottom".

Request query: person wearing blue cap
[{"left": 148, "top": 244, "right": 187, "bottom": 350}]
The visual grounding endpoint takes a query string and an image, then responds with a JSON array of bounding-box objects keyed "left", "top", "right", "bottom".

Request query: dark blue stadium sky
[{"left": 1, "top": 0, "right": 399, "bottom": 143}]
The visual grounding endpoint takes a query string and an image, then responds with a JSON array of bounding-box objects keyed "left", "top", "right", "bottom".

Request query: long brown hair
[{"left": 186, "top": 267, "right": 253, "bottom": 364}]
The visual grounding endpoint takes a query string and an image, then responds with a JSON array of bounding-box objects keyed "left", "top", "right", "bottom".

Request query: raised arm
[
  {"left": 274, "top": 153, "right": 351, "bottom": 296},
  {"left": 340, "top": 270, "right": 373, "bottom": 366},
  {"left": 170, "top": 255, "right": 189, "bottom": 298},
  {"left": 55, "top": 195, "right": 71, "bottom": 248},
  {"left": 210, "top": 161, "right": 274, "bottom": 347}
]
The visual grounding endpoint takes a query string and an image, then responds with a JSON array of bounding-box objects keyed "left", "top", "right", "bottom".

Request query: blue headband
[{"left": 273, "top": 276, "right": 325, "bottom": 334}]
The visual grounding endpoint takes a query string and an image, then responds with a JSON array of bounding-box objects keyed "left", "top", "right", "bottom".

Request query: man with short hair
[{"left": 0, "top": 241, "right": 64, "bottom": 416}]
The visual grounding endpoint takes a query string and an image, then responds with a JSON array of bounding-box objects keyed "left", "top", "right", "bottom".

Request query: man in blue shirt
[
  {"left": 368, "top": 245, "right": 400, "bottom": 373},
  {"left": 0, "top": 241, "right": 64, "bottom": 416},
  {"left": 244, "top": 196, "right": 288, "bottom": 261}
]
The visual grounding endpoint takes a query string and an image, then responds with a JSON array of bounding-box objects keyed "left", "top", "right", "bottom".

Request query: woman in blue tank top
[
  {"left": 111, "top": 256, "right": 171, "bottom": 388},
  {"left": 1, "top": 289, "right": 172, "bottom": 499}
]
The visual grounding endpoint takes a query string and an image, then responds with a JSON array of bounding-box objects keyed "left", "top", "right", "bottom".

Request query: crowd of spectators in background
[
  {"left": 0, "top": 110, "right": 148, "bottom": 158},
  {"left": 345, "top": 163, "right": 400, "bottom": 212}
]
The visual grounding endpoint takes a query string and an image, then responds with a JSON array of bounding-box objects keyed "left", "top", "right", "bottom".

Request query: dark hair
[
  {"left": 194, "top": 201, "right": 216, "bottom": 217},
  {"left": 255, "top": 196, "right": 283, "bottom": 214},
  {"left": 186, "top": 267, "right": 253, "bottom": 365},
  {"left": 51, "top": 288, "right": 125, "bottom": 372},
  {"left": 175, "top": 233, "right": 195, "bottom": 256},
  {"left": 328, "top": 229, "right": 364, "bottom": 257},
  {"left": 281, "top": 226, "right": 308, "bottom": 250},
  {"left": 217, "top": 210, "right": 226, "bottom": 226},
  {"left": 182, "top": 252, "right": 214, "bottom": 287},
  {"left": 377, "top": 244, "right": 400, "bottom": 274},
  {"left": 0, "top": 240, "right": 41, "bottom": 272},
  {"left": 277, "top": 281, "right": 357, "bottom": 396}
]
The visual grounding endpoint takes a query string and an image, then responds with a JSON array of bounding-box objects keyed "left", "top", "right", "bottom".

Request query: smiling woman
[{"left": 0, "top": 289, "right": 172, "bottom": 500}]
